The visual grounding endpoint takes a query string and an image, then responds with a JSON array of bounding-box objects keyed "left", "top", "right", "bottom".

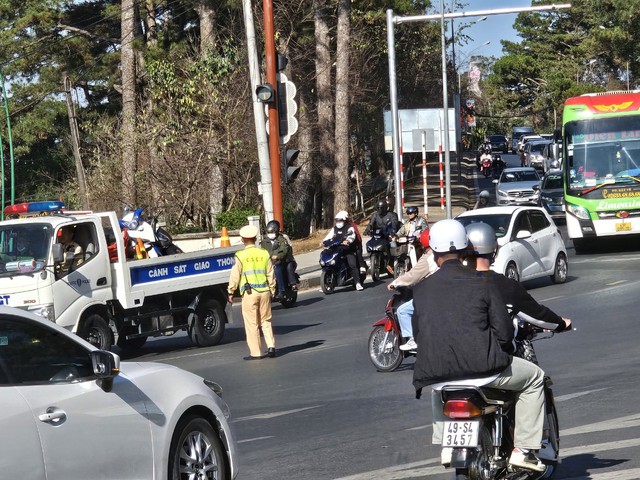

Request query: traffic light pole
[{"left": 263, "top": 0, "right": 284, "bottom": 227}]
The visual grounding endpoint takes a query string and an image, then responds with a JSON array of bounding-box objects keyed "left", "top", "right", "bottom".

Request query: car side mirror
[
  {"left": 532, "top": 185, "right": 540, "bottom": 191},
  {"left": 492, "top": 179, "right": 499, "bottom": 184},
  {"left": 90, "top": 350, "right": 120, "bottom": 392},
  {"left": 516, "top": 230, "right": 532, "bottom": 240},
  {"left": 52, "top": 243, "right": 64, "bottom": 264}
]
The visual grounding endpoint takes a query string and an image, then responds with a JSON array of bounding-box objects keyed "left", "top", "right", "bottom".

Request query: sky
[{"left": 452, "top": 0, "right": 530, "bottom": 62}]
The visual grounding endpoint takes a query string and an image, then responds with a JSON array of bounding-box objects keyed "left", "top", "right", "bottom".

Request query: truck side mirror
[{"left": 52, "top": 243, "right": 64, "bottom": 264}]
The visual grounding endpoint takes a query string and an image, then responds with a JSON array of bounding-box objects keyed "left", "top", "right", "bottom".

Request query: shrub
[{"left": 216, "top": 208, "right": 260, "bottom": 230}]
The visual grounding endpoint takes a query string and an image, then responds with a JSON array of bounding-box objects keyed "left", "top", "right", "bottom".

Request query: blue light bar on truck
[{"left": 3, "top": 201, "right": 66, "bottom": 216}]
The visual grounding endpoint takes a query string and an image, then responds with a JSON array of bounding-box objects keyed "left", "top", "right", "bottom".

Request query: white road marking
[
  {"left": 563, "top": 468, "right": 640, "bottom": 480},
  {"left": 405, "top": 424, "right": 433, "bottom": 431},
  {"left": 561, "top": 412, "right": 640, "bottom": 436},
  {"left": 540, "top": 295, "right": 565, "bottom": 302},
  {"left": 332, "top": 458, "right": 441, "bottom": 480},
  {"left": 295, "top": 343, "right": 350, "bottom": 355},
  {"left": 233, "top": 405, "right": 323, "bottom": 422},
  {"left": 160, "top": 350, "right": 222, "bottom": 361},
  {"left": 237, "top": 436, "right": 275, "bottom": 444},
  {"left": 605, "top": 280, "right": 626, "bottom": 286},
  {"left": 555, "top": 388, "right": 609, "bottom": 402},
  {"left": 562, "top": 437, "right": 640, "bottom": 456}
]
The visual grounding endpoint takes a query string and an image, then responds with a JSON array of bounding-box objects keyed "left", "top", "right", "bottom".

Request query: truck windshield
[
  {"left": 565, "top": 116, "right": 640, "bottom": 198},
  {"left": 0, "top": 224, "right": 53, "bottom": 275}
]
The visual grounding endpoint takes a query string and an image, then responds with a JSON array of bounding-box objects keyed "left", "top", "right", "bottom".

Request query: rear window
[
  {"left": 542, "top": 174, "right": 563, "bottom": 189},
  {"left": 490, "top": 135, "right": 506, "bottom": 142}
]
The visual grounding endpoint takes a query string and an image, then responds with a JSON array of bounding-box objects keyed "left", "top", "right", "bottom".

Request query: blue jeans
[
  {"left": 274, "top": 264, "right": 287, "bottom": 293},
  {"left": 396, "top": 300, "right": 414, "bottom": 338}
]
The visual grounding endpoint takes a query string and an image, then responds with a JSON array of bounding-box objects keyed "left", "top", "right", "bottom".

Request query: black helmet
[
  {"left": 376, "top": 200, "right": 388, "bottom": 215},
  {"left": 406, "top": 206, "right": 418, "bottom": 215},
  {"left": 266, "top": 220, "right": 280, "bottom": 235}
]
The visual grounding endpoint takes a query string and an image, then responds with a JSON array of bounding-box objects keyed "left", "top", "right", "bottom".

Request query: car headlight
[
  {"left": 566, "top": 203, "right": 590, "bottom": 220},
  {"left": 541, "top": 195, "right": 552, "bottom": 202},
  {"left": 497, "top": 189, "right": 507, "bottom": 197},
  {"left": 28, "top": 304, "right": 55, "bottom": 322}
]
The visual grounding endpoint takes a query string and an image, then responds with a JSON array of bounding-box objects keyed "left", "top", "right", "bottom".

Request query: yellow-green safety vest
[{"left": 235, "top": 245, "right": 271, "bottom": 294}]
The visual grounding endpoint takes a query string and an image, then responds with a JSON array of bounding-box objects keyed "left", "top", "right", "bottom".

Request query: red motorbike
[
  {"left": 367, "top": 287, "right": 415, "bottom": 372},
  {"left": 480, "top": 155, "right": 493, "bottom": 178}
]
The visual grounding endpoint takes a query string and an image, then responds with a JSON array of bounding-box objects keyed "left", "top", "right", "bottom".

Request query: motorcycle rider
[
  {"left": 412, "top": 219, "right": 548, "bottom": 472},
  {"left": 465, "top": 222, "right": 572, "bottom": 333},
  {"left": 472, "top": 190, "right": 491, "bottom": 209},
  {"left": 387, "top": 229, "right": 438, "bottom": 351},
  {"left": 479, "top": 144, "right": 493, "bottom": 176},
  {"left": 365, "top": 199, "right": 400, "bottom": 274},
  {"left": 260, "top": 220, "right": 298, "bottom": 298},
  {"left": 393, "top": 206, "right": 429, "bottom": 268},
  {"left": 322, "top": 211, "right": 364, "bottom": 291}
]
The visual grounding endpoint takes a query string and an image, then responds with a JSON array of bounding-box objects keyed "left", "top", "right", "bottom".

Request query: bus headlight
[{"left": 566, "top": 203, "right": 590, "bottom": 220}]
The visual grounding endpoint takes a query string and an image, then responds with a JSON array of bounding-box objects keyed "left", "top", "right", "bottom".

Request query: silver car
[
  {"left": 524, "top": 140, "right": 552, "bottom": 170},
  {"left": 0, "top": 307, "right": 238, "bottom": 480},
  {"left": 493, "top": 167, "right": 541, "bottom": 206}
]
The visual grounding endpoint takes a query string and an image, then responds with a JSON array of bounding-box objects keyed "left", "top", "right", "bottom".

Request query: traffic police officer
[{"left": 227, "top": 224, "right": 277, "bottom": 360}]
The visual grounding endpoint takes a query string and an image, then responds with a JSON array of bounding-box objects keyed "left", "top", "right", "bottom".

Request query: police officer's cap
[{"left": 239, "top": 225, "right": 259, "bottom": 239}]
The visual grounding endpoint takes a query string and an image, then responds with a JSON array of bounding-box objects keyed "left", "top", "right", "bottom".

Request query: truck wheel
[
  {"left": 190, "top": 299, "right": 225, "bottom": 347},
  {"left": 80, "top": 314, "right": 112, "bottom": 350}
]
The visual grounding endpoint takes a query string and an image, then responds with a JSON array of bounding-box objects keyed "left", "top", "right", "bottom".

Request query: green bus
[{"left": 562, "top": 91, "right": 640, "bottom": 252}]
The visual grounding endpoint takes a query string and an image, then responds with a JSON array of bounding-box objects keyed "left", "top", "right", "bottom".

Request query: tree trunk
[
  {"left": 144, "top": 0, "right": 158, "bottom": 45},
  {"left": 196, "top": 2, "right": 223, "bottom": 229},
  {"left": 314, "top": 0, "right": 334, "bottom": 227},
  {"left": 196, "top": 1, "right": 217, "bottom": 52},
  {"left": 292, "top": 87, "right": 316, "bottom": 237},
  {"left": 121, "top": 0, "right": 137, "bottom": 207},
  {"left": 333, "top": 0, "right": 350, "bottom": 216}
]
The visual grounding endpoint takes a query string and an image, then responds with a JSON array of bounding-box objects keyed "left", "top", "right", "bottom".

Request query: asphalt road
[{"left": 123, "top": 154, "right": 640, "bottom": 479}]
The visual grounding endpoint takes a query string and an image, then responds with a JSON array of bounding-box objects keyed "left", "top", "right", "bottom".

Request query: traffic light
[
  {"left": 255, "top": 83, "right": 275, "bottom": 103},
  {"left": 277, "top": 73, "right": 298, "bottom": 144},
  {"left": 284, "top": 148, "right": 300, "bottom": 183}
]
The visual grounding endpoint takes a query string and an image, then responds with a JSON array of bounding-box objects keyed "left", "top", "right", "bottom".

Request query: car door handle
[
  {"left": 38, "top": 409, "right": 67, "bottom": 423},
  {"left": 97, "top": 277, "right": 107, "bottom": 286}
]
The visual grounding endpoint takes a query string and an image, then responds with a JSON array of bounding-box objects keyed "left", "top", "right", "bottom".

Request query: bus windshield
[
  {"left": 565, "top": 116, "right": 640, "bottom": 198},
  {"left": 0, "top": 224, "right": 53, "bottom": 276}
]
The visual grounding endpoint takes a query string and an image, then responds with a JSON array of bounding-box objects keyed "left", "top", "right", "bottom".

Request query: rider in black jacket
[
  {"left": 465, "top": 222, "right": 571, "bottom": 333},
  {"left": 365, "top": 199, "right": 400, "bottom": 238},
  {"left": 413, "top": 219, "right": 552, "bottom": 473}
]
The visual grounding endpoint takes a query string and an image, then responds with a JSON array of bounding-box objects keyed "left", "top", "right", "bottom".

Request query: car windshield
[
  {"left": 490, "top": 135, "right": 505, "bottom": 142},
  {"left": 501, "top": 170, "right": 540, "bottom": 183},
  {"left": 542, "top": 174, "right": 563, "bottom": 189},
  {"left": 457, "top": 214, "right": 513, "bottom": 238},
  {"left": 0, "top": 224, "right": 52, "bottom": 276},
  {"left": 530, "top": 143, "right": 548, "bottom": 153}
]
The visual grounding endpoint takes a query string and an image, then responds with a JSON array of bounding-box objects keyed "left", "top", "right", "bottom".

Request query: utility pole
[
  {"left": 263, "top": 0, "right": 283, "bottom": 227},
  {"left": 64, "top": 76, "right": 89, "bottom": 210},
  {"left": 242, "top": 0, "right": 274, "bottom": 224},
  {"left": 1, "top": 68, "right": 15, "bottom": 206}
]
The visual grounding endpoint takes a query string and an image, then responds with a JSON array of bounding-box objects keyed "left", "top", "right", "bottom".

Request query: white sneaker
[
  {"left": 360, "top": 266, "right": 367, "bottom": 274},
  {"left": 440, "top": 447, "right": 453, "bottom": 466},
  {"left": 509, "top": 448, "right": 545, "bottom": 472},
  {"left": 399, "top": 338, "right": 417, "bottom": 351},
  {"left": 355, "top": 283, "right": 364, "bottom": 291}
]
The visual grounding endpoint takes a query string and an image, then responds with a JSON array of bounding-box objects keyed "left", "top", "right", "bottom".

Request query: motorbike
[
  {"left": 366, "top": 227, "right": 393, "bottom": 281},
  {"left": 319, "top": 239, "right": 366, "bottom": 294},
  {"left": 492, "top": 153, "right": 506, "bottom": 179},
  {"left": 276, "top": 265, "right": 299, "bottom": 308},
  {"left": 120, "top": 208, "right": 183, "bottom": 257},
  {"left": 391, "top": 235, "right": 420, "bottom": 278},
  {"left": 368, "top": 287, "right": 415, "bottom": 372},
  {"left": 480, "top": 154, "right": 493, "bottom": 178},
  {"left": 436, "top": 319, "right": 563, "bottom": 480}
]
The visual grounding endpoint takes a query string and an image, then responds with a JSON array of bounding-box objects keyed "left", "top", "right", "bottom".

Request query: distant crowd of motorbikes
[{"left": 476, "top": 142, "right": 507, "bottom": 179}]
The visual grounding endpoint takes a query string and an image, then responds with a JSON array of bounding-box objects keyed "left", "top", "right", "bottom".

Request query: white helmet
[
  {"left": 465, "top": 222, "right": 497, "bottom": 255},
  {"left": 335, "top": 210, "right": 349, "bottom": 221},
  {"left": 429, "top": 219, "right": 468, "bottom": 253}
]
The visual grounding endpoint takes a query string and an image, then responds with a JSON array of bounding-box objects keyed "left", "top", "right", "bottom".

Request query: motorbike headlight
[
  {"left": 326, "top": 259, "right": 335, "bottom": 266},
  {"left": 497, "top": 189, "right": 507, "bottom": 197},
  {"left": 566, "top": 203, "right": 590, "bottom": 220},
  {"left": 319, "top": 260, "right": 326, "bottom": 266}
]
